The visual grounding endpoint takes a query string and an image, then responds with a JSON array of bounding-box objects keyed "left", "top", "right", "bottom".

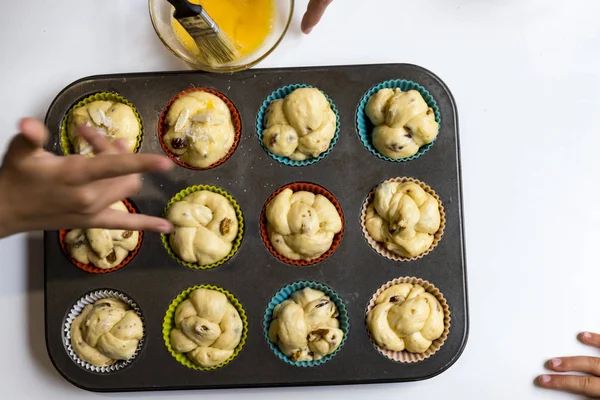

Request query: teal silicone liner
[
  {"left": 256, "top": 84, "right": 340, "bottom": 167},
  {"left": 356, "top": 79, "right": 441, "bottom": 162},
  {"left": 263, "top": 281, "right": 349, "bottom": 367}
]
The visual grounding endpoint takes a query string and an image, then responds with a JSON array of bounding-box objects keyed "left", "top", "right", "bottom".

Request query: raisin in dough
[
  {"left": 365, "top": 88, "right": 438, "bottom": 159},
  {"left": 265, "top": 189, "right": 342, "bottom": 261},
  {"left": 65, "top": 201, "right": 139, "bottom": 269},
  {"left": 366, "top": 283, "right": 444, "bottom": 353},
  {"left": 365, "top": 181, "right": 441, "bottom": 258},
  {"left": 262, "top": 88, "right": 336, "bottom": 161},
  {"left": 166, "top": 190, "right": 238, "bottom": 265},
  {"left": 268, "top": 287, "right": 343, "bottom": 362},
  {"left": 164, "top": 91, "right": 235, "bottom": 168},
  {"left": 71, "top": 298, "right": 143, "bottom": 367},
  {"left": 170, "top": 288, "right": 243, "bottom": 368},
  {"left": 67, "top": 100, "right": 140, "bottom": 155}
]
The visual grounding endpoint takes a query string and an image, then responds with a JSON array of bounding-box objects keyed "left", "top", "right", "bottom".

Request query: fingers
[
  {"left": 75, "top": 124, "right": 115, "bottom": 154},
  {"left": 548, "top": 357, "right": 600, "bottom": 376},
  {"left": 89, "top": 208, "right": 172, "bottom": 233},
  {"left": 301, "top": 0, "right": 332, "bottom": 34},
  {"left": 19, "top": 118, "right": 48, "bottom": 149},
  {"left": 581, "top": 332, "right": 600, "bottom": 348},
  {"left": 70, "top": 153, "right": 173, "bottom": 183},
  {"left": 538, "top": 374, "right": 600, "bottom": 396}
]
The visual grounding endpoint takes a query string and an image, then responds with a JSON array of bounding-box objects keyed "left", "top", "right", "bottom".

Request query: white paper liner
[
  {"left": 365, "top": 277, "right": 451, "bottom": 363},
  {"left": 63, "top": 289, "right": 145, "bottom": 373}
]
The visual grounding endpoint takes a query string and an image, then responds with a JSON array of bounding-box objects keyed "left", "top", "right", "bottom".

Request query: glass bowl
[{"left": 149, "top": 0, "right": 294, "bottom": 72}]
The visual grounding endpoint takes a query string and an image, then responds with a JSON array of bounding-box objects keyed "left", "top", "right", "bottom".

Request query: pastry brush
[{"left": 167, "top": 0, "right": 240, "bottom": 66}]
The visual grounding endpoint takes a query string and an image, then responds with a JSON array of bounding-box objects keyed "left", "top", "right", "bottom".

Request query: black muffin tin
[{"left": 43, "top": 63, "right": 468, "bottom": 392}]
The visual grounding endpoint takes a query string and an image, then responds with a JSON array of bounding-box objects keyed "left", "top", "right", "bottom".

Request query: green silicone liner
[
  {"left": 162, "top": 285, "right": 248, "bottom": 371},
  {"left": 161, "top": 185, "right": 244, "bottom": 270},
  {"left": 59, "top": 92, "right": 143, "bottom": 156},
  {"left": 263, "top": 281, "right": 349, "bottom": 367},
  {"left": 356, "top": 79, "right": 441, "bottom": 162}
]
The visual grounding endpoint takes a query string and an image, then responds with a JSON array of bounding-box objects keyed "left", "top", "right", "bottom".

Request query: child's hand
[
  {"left": 0, "top": 118, "right": 174, "bottom": 238},
  {"left": 538, "top": 332, "right": 600, "bottom": 397},
  {"left": 302, "top": 0, "right": 333, "bottom": 34}
]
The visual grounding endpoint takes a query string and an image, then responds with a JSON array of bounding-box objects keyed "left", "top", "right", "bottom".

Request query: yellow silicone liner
[
  {"left": 59, "top": 92, "right": 143, "bottom": 156},
  {"left": 161, "top": 185, "right": 244, "bottom": 270},
  {"left": 162, "top": 285, "right": 248, "bottom": 371}
]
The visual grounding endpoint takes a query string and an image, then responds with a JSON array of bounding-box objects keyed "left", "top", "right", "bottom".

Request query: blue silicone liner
[
  {"left": 263, "top": 281, "right": 349, "bottom": 367},
  {"left": 256, "top": 84, "right": 340, "bottom": 167},
  {"left": 356, "top": 79, "right": 442, "bottom": 162}
]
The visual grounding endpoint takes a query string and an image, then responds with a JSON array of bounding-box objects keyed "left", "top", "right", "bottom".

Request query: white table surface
[{"left": 1, "top": 0, "right": 599, "bottom": 398}]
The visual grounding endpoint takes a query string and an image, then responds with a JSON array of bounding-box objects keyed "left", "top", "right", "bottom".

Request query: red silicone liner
[
  {"left": 158, "top": 88, "right": 242, "bottom": 170},
  {"left": 260, "top": 182, "right": 344, "bottom": 267},
  {"left": 59, "top": 199, "right": 143, "bottom": 274}
]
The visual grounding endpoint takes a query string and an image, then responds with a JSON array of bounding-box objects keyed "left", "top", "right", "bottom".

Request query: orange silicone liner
[
  {"left": 59, "top": 199, "right": 143, "bottom": 274},
  {"left": 260, "top": 182, "right": 344, "bottom": 267},
  {"left": 157, "top": 88, "right": 242, "bottom": 170}
]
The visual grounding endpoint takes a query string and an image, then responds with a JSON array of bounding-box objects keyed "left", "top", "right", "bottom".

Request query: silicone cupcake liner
[
  {"left": 263, "top": 281, "right": 349, "bottom": 367},
  {"left": 59, "top": 199, "right": 143, "bottom": 274},
  {"left": 256, "top": 84, "right": 340, "bottom": 167},
  {"left": 161, "top": 185, "right": 244, "bottom": 270},
  {"left": 356, "top": 79, "right": 441, "bottom": 162},
  {"left": 158, "top": 88, "right": 242, "bottom": 170},
  {"left": 63, "top": 289, "right": 145, "bottom": 373},
  {"left": 260, "top": 182, "right": 344, "bottom": 267},
  {"left": 360, "top": 177, "right": 445, "bottom": 262},
  {"left": 60, "top": 92, "right": 143, "bottom": 156},
  {"left": 365, "top": 277, "right": 450, "bottom": 363},
  {"left": 162, "top": 285, "right": 248, "bottom": 371}
]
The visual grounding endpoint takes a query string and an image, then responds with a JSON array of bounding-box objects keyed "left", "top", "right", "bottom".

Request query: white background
[{"left": 0, "top": 0, "right": 599, "bottom": 398}]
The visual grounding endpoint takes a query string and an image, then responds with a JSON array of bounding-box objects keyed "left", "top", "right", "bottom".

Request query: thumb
[
  {"left": 19, "top": 118, "right": 48, "bottom": 149},
  {"left": 2, "top": 118, "right": 49, "bottom": 164}
]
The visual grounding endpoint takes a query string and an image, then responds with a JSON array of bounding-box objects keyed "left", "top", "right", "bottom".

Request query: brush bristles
[{"left": 194, "top": 31, "right": 240, "bottom": 66}]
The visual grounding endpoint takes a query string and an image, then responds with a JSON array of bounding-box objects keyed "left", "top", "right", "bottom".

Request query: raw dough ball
[
  {"left": 164, "top": 91, "right": 235, "bottom": 168},
  {"left": 365, "top": 181, "right": 441, "bottom": 258},
  {"left": 268, "top": 287, "right": 344, "bottom": 362},
  {"left": 366, "top": 283, "right": 444, "bottom": 353},
  {"left": 70, "top": 298, "right": 143, "bottom": 367},
  {"left": 262, "top": 88, "right": 336, "bottom": 161},
  {"left": 170, "top": 288, "right": 243, "bottom": 368},
  {"left": 365, "top": 88, "right": 438, "bottom": 159},
  {"left": 166, "top": 190, "right": 239, "bottom": 265},
  {"left": 65, "top": 201, "right": 139, "bottom": 269},
  {"left": 265, "top": 188, "right": 342, "bottom": 261},
  {"left": 67, "top": 100, "right": 140, "bottom": 155}
]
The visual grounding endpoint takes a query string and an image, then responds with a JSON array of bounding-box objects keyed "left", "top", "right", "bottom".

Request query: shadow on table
[{"left": 26, "top": 232, "right": 66, "bottom": 386}]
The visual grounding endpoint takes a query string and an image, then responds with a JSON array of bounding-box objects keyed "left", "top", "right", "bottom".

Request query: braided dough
[
  {"left": 366, "top": 283, "right": 444, "bottom": 353},
  {"left": 365, "top": 181, "right": 441, "bottom": 258},
  {"left": 71, "top": 298, "right": 143, "bottom": 366},
  {"left": 164, "top": 91, "right": 235, "bottom": 168},
  {"left": 365, "top": 88, "right": 438, "bottom": 159},
  {"left": 268, "top": 287, "right": 344, "bottom": 362},
  {"left": 67, "top": 100, "right": 140, "bottom": 155},
  {"left": 166, "top": 191, "right": 238, "bottom": 265},
  {"left": 262, "top": 88, "right": 336, "bottom": 161},
  {"left": 266, "top": 188, "right": 342, "bottom": 261},
  {"left": 170, "top": 288, "right": 243, "bottom": 367},
  {"left": 65, "top": 201, "right": 139, "bottom": 269}
]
